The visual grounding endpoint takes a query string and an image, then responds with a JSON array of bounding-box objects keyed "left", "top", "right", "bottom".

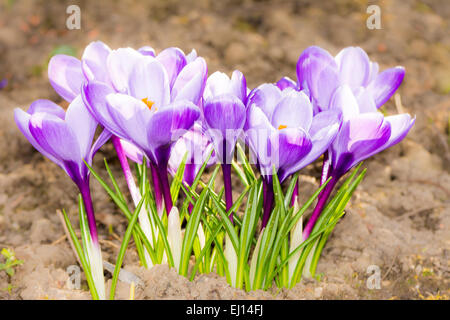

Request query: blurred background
[{"left": 0, "top": 0, "right": 448, "bottom": 300}]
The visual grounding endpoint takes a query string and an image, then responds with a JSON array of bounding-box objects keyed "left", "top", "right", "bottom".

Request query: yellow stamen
[
  {"left": 278, "top": 124, "right": 287, "bottom": 130},
  {"left": 142, "top": 98, "right": 155, "bottom": 110}
]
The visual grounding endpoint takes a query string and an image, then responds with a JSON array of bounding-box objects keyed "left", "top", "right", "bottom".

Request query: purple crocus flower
[
  {"left": 14, "top": 97, "right": 110, "bottom": 244},
  {"left": 302, "top": 85, "right": 415, "bottom": 240},
  {"left": 201, "top": 70, "right": 247, "bottom": 221},
  {"left": 296, "top": 46, "right": 405, "bottom": 114},
  {"left": 245, "top": 84, "right": 340, "bottom": 227},
  {"left": 83, "top": 51, "right": 206, "bottom": 214}
]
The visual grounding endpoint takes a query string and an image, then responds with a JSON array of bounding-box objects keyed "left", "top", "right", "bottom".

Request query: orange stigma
[
  {"left": 278, "top": 124, "right": 287, "bottom": 130},
  {"left": 142, "top": 98, "right": 155, "bottom": 110}
]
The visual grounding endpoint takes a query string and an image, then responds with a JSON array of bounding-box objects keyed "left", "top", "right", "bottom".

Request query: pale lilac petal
[
  {"left": 329, "top": 85, "right": 360, "bottom": 121},
  {"left": 204, "top": 71, "right": 231, "bottom": 100},
  {"left": 14, "top": 108, "right": 61, "bottom": 166},
  {"left": 296, "top": 46, "right": 336, "bottom": 91},
  {"left": 65, "top": 95, "right": 98, "bottom": 159},
  {"left": 82, "top": 81, "right": 129, "bottom": 138},
  {"left": 331, "top": 113, "right": 391, "bottom": 174},
  {"left": 303, "top": 56, "right": 339, "bottom": 111},
  {"left": 138, "top": 46, "right": 156, "bottom": 57},
  {"left": 245, "top": 106, "right": 275, "bottom": 173},
  {"left": 128, "top": 56, "right": 170, "bottom": 107},
  {"left": 48, "top": 55, "right": 84, "bottom": 102},
  {"left": 29, "top": 112, "right": 81, "bottom": 165},
  {"left": 230, "top": 70, "right": 247, "bottom": 103},
  {"left": 366, "top": 66, "right": 405, "bottom": 108},
  {"left": 276, "top": 77, "right": 297, "bottom": 91},
  {"left": 88, "top": 129, "right": 112, "bottom": 163},
  {"left": 355, "top": 88, "right": 377, "bottom": 113},
  {"left": 185, "top": 49, "right": 197, "bottom": 63},
  {"left": 271, "top": 90, "right": 313, "bottom": 132},
  {"left": 81, "top": 41, "right": 112, "bottom": 85},
  {"left": 105, "top": 93, "right": 153, "bottom": 151},
  {"left": 335, "top": 47, "right": 370, "bottom": 88},
  {"left": 382, "top": 114, "right": 415, "bottom": 150},
  {"left": 107, "top": 47, "right": 143, "bottom": 93},
  {"left": 156, "top": 47, "right": 187, "bottom": 89},
  {"left": 246, "top": 83, "right": 282, "bottom": 120},
  {"left": 28, "top": 99, "right": 66, "bottom": 119},
  {"left": 171, "top": 57, "right": 207, "bottom": 105}
]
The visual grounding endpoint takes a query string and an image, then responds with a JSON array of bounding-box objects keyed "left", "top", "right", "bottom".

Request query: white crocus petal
[
  {"left": 224, "top": 234, "right": 238, "bottom": 287},
  {"left": 288, "top": 201, "right": 302, "bottom": 283},
  {"left": 168, "top": 207, "right": 182, "bottom": 272},
  {"left": 88, "top": 241, "right": 106, "bottom": 300}
]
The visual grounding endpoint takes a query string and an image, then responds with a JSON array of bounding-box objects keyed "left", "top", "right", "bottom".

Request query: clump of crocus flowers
[{"left": 14, "top": 42, "right": 414, "bottom": 299}]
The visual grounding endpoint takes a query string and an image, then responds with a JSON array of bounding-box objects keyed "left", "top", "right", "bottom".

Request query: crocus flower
[
  {"left": 302, "top": 85, "right": 415, "bottom": 240},
  {"left": 201, "top": 70, "right": 247, "bottom": 221},
  {"left": 296, "top": 46, "right": 405, "bottom": 113},
  {"left": 14, "top": 96, "right": 109, "bottom": 298},
  {"left": 245, "top": 84, "right": 340, "bottom": 227},
  {"left": 83, "top": 51, "right": 206, "bottom": 214}
]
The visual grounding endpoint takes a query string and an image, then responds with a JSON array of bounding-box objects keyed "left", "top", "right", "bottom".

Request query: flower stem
[
  {"left": 78, "top": 180, "right": 98, "bottom": 246},
  {"left": 261, "top": 178, "right": 274, "bottom": 229},
  {"left": 302, "top": 175, "right": 338, "bottom": 240},
  {"left": 221, "top": 163, "right": 233, "bottom": 223},
  {"left": 157, "top": 162, "right": 173, "bottom": 215},
  {"left": 150, "top": 162, "right": 164, "bottom": 215},
  {"left": 111, "top": 136, "right": 141, "bottom": 205}
]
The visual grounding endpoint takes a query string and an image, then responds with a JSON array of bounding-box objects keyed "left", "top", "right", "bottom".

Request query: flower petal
[
  {"left": 269, "top": 128, "right": 312, "bottom": 182},
  {"left": 138, "top": 46, "right": 156, "bottom": 57},
  {"left": 203, "top": 94, "right": 246, "bottom": 163},
  {"left": 366, "top": 66, "right": 405, "bottom": 108},
  {"left": 335, "top": 46, "right": 370, "bottom": 88},
  {"left": 331, "top": 113, "right": 391, "bottom": 174},
  {"left": 296, "top": 46, "right": 336, "bottom": 91},
  {"left": 382, "top": 114, "right": 415, "bottom": 150},
  {"left": 65, "top": 95, "right": 98, "bottom": 159},
  {"left": 81, "top": 41, "right": 112, "bottom": 85},
  {"left": 105, "top": 93, "right": 153, "bottom": 152},
  {"left": 271, "top": 90, "right": 313, "bottom": 132},
  {"left": 28, "top": 99, "right": 66, "bottom": 119},
  {"left": 303, "top": 55, "right": 339, "bottom": 111},
  {"left": 128, "top": 56, "right": 171, "bottom": 108},
  {"left": 156, "top": 47, "right": 187, "bottom": 89},
  {"left": 246, "top": 83, "right": 282, "bottom": 121},
  {"left": 288, "top": 110, "right": 341, "bottom": 173},
  {"left": 329, "top": 85, "right": 360, "bottom": 121},
  {"left": 276, "top": 77, "right": 297, "bottom": 91},
  {"left": 171, "top": 57, "right": 207, "bottom": 105},
  {"left": 82, "top": 81, "right": 129, "bottom": 138},
  {"left": 48, "top": 54, "right": 84, "bottom": 102},
  {"left": 107, "top": 47, "right": 143, "bottom": 93},
  {"left": 14, "top": 107, "right": 61, "bottom": 166},
  {"left": 28, "top": 112, "right": 82, "bottom": 170}
]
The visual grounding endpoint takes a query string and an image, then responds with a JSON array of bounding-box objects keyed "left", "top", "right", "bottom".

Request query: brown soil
[{"left": 0, "top": 0, "right": 449, "bottom": 300}]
